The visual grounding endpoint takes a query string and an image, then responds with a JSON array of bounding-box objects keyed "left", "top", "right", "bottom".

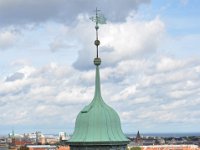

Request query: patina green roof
[{"left": 68, "top": 58, "right": 129, "bottom": 145}]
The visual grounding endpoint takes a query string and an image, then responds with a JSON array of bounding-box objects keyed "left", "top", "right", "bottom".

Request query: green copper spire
[{"left": 68, "top": 9, "right": 129, "bottom": 149}]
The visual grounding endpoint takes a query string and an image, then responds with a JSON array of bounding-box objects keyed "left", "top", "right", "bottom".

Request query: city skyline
[{"left": 0, "top": 0, "right": 200, "bottom": 135}]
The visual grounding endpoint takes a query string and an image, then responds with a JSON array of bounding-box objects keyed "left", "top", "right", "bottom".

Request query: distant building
[
  {"left": 27, "top": 145, "right": 70, "bottom": 150},
  {"left": 9, "top": 136, "right": 33, "bottom": 149},
  {"left": 142, "top": 139, "right": 156, "bottom": 146},
  {"left": 36, "top": 131, "right": 43, "bottom": 144},
  {"left": 0, "top": 137, "right": 7, "bottom": 147},
  {"left": 127, "top": 145, "right": 200, "bottom": 150},
  {"left": 45, "top": 137, "right": 59, "bottom": 145},
  {"left": 140, "top": 145, "right": 199, "bottom": 150},
  {"left": 22, "top": 131, "right": 46, "bottom": 144},
  {"left": 57, "top": 146, "right": 70, "bottom": 150},
  {"left": 27, "top": 145, "right": 57, "bottom": 150},
  {"left": 157, "top": 138, "right": 165, "bottom": 145},
  {"left": 59, "top": 132, "right": 69, "bottom": 141}
]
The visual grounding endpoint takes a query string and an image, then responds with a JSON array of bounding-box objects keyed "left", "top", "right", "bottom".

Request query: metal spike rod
[{"left": 90, "top": 8, "right": 106, "bottom": 58}]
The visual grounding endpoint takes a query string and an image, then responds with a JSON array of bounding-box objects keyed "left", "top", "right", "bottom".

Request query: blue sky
[{"left": 0, "top": 0, "right": 200, "bottom": 135}]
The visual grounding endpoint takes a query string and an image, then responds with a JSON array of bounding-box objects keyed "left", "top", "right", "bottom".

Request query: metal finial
[{"left": 90, "top": 8, "right": 106, "bottom": 61}]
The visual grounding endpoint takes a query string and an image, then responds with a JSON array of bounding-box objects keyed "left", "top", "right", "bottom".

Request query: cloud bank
[
  {"left": 0, "top": 0, "right": 150, "bottom": 26},
  {"left": 1, "top": 55, "right": 200, "bottom": 133},
  {"left": 1, "top": 0, "right": 200, "bottom": 134}
]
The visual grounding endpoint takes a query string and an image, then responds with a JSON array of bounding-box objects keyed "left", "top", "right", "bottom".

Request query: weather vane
[{"left": 90, "top": 8, "right": 106, "bottom": 58}]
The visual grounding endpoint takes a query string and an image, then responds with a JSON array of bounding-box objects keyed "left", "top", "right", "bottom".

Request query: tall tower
[{"left": 67, "top": 9, "right": 130, "bottom": 150}]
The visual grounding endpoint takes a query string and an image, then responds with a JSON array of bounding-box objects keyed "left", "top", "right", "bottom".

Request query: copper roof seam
[{"left": 106, "top": 105, "right": 118, "bottom": 141}]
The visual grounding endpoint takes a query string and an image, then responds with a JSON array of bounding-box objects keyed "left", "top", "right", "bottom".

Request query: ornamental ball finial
[
  {"left": 94, "top": 57, "right": 101, "bottom": 66},
  {"left": 94, "top": 40, "right": 100, "bottom": 46}
]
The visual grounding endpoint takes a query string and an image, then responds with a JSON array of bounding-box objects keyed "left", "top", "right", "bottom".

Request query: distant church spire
[
  {"left": 135, "top": 130, "right": 143, "bottom": 146},
  {"left": 12, "top": 129, "right": 15, "bottom": 137}
]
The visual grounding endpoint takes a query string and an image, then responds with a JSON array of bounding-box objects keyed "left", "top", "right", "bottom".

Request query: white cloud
[
  {"left": 156, "top": 56, "right": 187, "bottom": 72},
  {"left": 112, "top": 85, "right": 137, "bottom": 101},
  {"left": 102, "top": 17, "right": 164, "bottom": 60},
  {"left": 0, "top": 30, "right": 16, "bottom": 50},
  {"left": 0, "top": 0, "right": 150, "bottom": 26},
  {"left": 0, "top": 16, "right": 200, "bottom": 132},
  {"left": 180, "top": 0, "right": 188, "bottom": 5},
  {"left": 1, "top": 54, "right": 200, "bottom": 133},
  {"left": 73, "top": 16, "right": 165, "bottom": 69},
  {"left": 0, "top": 0, "right": 200, "bottom": 134}
]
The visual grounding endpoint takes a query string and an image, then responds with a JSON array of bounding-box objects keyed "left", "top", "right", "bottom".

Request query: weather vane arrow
[{"left": 90, "top": 8, "right": 106, "bottom": 27}]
